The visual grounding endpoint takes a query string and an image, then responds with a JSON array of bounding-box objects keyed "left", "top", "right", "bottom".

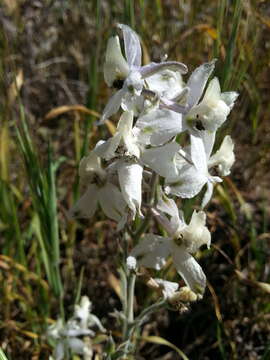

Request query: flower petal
[
  {"left": 98, "top": 183, "right": 127, "bottom": 224},
  {"left": 74, "top": 296, "right": 91, "bottom": 329},
  {"left": 68, "top": 338, "right": 86, "bottom": 355},
  {"left": 154, "top": 278, "right": 179, "bottom": 299},
  {"left": 119, "top": 111, "right": 140, "bottom": 157},
  {"left": 68, "top": 185, "right": 98, "bottom": 219},
  {"left": 94, "top": 134, "right": 122, "bottom": 160},
  {"left": 186, "top": 59, "right": 216, "bottom": 109},
  {"left": 79, "top": 152, "right": 105, "bottom": 185},
  {"left": 88, "top": 313, "right": 106, "bottom": 333},
  {"left": 141, "top": 142, "right": 181, "bottom": 179},
  {"left": 100, "top": 89, "right": 125, "bottom": 123},
  {"left": 201, "top": 181, "right": 213, "bottom": 208},
  {"left": 145, "top": 69, "right": 184, "bottom": 100},
  {"left": 208, "top": 135, "right": 235, "bottom": 176},
  {"left": 201, "top": 130, "right": 216, "bottom": 159},
  {"left": 121, "top": 91, "right": 144, "bottom": 115},
  {"left": 187, "top": 77, "right": 231, "bottom": 132},
  {"left": 190, "top": 134, "right": 208, "bottom": 172},
  {"left": 104, "top": 35, "right": 129, "bottom": 86},
  {"left": 117, "top": 159, "right": 143, "bottom": 218},
  {"left": 54, "top": 342, "right": 65, "bottom": 360},
  {"left": 134, "top": 108, "right": 183, "bottom": 146},
  {"left": 155, "top": 188, "right": 184, "bottom": 236},
  {"left": 165, "top": 164, "right": 207, "bottom": 198},
  {"left": 221, "top": 91, "right": 239, "bottom": 110},
  {"left": 180, "top": 210, "right": 211, "bottom": 253},
  {"left": 170, "top": 242, "right": 206, "bottom": 295},
  {"left": 130, "top": 234, "right": 170, "bottom": 270},
  {"left": 140, "top": 61, "right": 188, "bottom": 78},
  {"left": 202, "top": 77, "right": 221, "bottom": 104},
  {"left": 118, "top": 24, "right": 141, "bottom": 67}
]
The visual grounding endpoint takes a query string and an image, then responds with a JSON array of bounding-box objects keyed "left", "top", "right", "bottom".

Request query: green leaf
[
  {"left": 0, "top": 348, "right": 9, "bottom": 360},
  {"left": 141, "top": 336, "right": 189, "bottom": 360}
]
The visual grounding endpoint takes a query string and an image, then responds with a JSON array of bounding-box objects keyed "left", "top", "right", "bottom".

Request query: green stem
[
  {"left": 127, "top": 273, "right": 136, "bottom": 323},
  {"left": 120, "top": 267, "right": 128, "bottom": 338},
  {"left": 120, "top": 172, "right": 160, "bottom": 358}
]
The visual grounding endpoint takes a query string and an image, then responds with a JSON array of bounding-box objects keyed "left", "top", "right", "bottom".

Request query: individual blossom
[
  {"left": 116, "top": 157, "right": 143, "bottom": 219},
  {"left": 95, "top": 111, "right": 140, "bottom": 160},
  {"left": 164, "top": 131, "right": 235, "bottom": 207},
  {"left": 68, "top": 151, "right": 127, "bottom": 230},
  {"left": 162, "top": 59, "right": 238, "bottom": 133},
  {"left": 151, "top": 279, "right": 199, "bottom": 309},
  {"left": 185, "top": 77, "right": 239, "bottom": 132},
  {"left": 48, "top": 296, "right": 105, "bottom": 360},
  {"left": 101, "top": 23, "right": 188, "bottom": 122},
  {"left": 153, "top": 278, "right": 179, "bottom": 300},
  {"left": 129, "top": 192, "right": 211, "bottom": 295}
]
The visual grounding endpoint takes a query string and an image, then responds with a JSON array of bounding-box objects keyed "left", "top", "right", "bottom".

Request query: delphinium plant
[{"left": 52, "top": 24, "right": 238, "bottom": 359}]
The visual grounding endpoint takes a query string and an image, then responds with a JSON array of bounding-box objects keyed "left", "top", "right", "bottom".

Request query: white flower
[
  {"left": 141, "top": 141, "right": 181, "bottom": 180},
  {"left": 48, "top": 319, "right": 93, "bottom": 360},
  {"left": 73, "top": 296, "right": 106, "bottom": 333},
  {"left": 103, "top": 35, "right": 130, "bottom": 87},
  {"left": 74, "top": 296, "right": 92, "bottom": 330},
  {"left": 95, "top": 111, "right": 140, "bottom": 160},
  {"left": 155, "top": 190, "right": 211, "bottom": 251},
  {"left": 101, "top": 24, "right": 188, "bottom": 123},
  {"left": 145, "top": 68, "right": 184, "bottom": 100},
  {"left": 161, "top": 60, "right": 238, "bottom": 133},
  {"left": 160, "top": 60, "right": 216, "bottom": 116},
  {"left": 116, "top": 158, "right": 143, "bottom": 219},
  {"left": 208, "top": 135, "right": 235, "bottom": 176},
  {"left": 48, "top": 319, "right": 63, "bottom": 340},
  {"left": 48, "top": 297, "right": 105, "bottom": 360},
  {"left": 186, "top": 77, "right": 238, "bottom": 132},
  {"left": 133, "top": 108, "right": 183, "bottom": 147},
  {"left": 164, "top": 132, "right": 235, "bottom": 206},
  {"left": 154, "top": 278, "right": 179, "bottom": 300},
  {"left": 164, "top": 133, "right": 222, "bottom": 207},
  {"left": 141, "top": 131, "right": 223, "bottom": 207},
  {"left": 130, "top": 193, "right": 210, "bottom": 295},
  {"left": 69, "top": 152, "right": 127, "bottom": 230},
  {"left": 130, "top": 233, "right": 206, "bottom": 295}
]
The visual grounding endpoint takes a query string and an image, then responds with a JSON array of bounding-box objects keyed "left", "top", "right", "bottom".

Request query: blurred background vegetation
[{"left": 0, "top": 0, "right": 269, "bottom": 359}]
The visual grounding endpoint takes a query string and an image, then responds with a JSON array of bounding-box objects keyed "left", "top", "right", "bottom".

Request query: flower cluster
[
  {"left": 70, "top": 24, "right": 238, "bottom": 299},
  {"left": 48, "top": 296, "right": 105, "bottom": 360}
]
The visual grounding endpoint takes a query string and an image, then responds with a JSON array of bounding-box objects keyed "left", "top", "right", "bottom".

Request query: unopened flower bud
[
  {"left": 126, "top": 256, "right": 137, "bottom": 271},
  {"left": 169, "top": 286, "right": 198, "bottom": 305}
]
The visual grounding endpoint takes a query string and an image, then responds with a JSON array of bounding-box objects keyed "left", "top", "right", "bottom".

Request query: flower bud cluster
[{"left": 70, "top": 25, "right": 238, "bottom": 300}]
